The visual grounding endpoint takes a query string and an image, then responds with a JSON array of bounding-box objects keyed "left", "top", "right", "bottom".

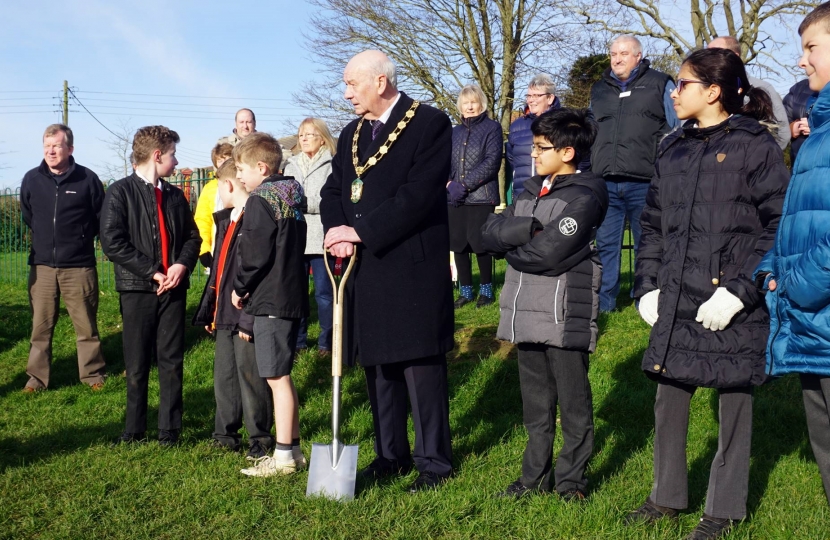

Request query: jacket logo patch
[
  {"left": 65, "top": 190, "right": 76, "bottom": 194},
  {"left": 559, "top": 217, "right": 578, "bottom": 236},
  {"left": 717, "top": 153, "right": 726, "bottom": 162}
]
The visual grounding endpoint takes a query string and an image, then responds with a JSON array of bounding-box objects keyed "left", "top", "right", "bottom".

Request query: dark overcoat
[
  {"left": 320, "top": 92, "right": 455, "bottom": 366},
  {"left": 634, "top": 115, "right": 788, "bottom": 388}
]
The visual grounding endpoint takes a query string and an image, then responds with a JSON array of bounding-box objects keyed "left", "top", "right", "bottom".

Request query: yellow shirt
[{"left": 194, "top": 179, "right": 219, "bottom": 255}]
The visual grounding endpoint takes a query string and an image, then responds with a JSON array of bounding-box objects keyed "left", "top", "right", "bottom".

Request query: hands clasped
[
  {"left": 696, "top": 287, "right": 744, "bottom": 331},
  {"left": 152, "top": 263, "right": 187, "bottom": 296},
  {"left": 324, "top": 225, "right": 361, "bottom": 257}
]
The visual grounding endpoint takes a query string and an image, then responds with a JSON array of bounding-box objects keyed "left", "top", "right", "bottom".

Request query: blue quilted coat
[{"left": 756, "top": 84, "right": 830, "bottom": 377}]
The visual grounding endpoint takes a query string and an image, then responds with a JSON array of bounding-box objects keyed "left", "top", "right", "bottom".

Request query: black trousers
[
  {"left": 119, "top": 288, "right": 186, "bottom": 434},
  {"left": 801, "top": 374, "right": 830, "bottom": 505},
  {"left": 364, "top": 354, "right": 453, "bottom": 477},
  {"left": 213, "top": 329, "right": 274, "bottom": 449},
  {"left": 650, "top": 379, "right": 752, "bottom": 520},
  {"left": 517, "top": 343, "right": 594, "bottom": 493}
]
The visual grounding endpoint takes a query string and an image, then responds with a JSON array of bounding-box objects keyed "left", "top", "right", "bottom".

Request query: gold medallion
[{"left": 351, "top": 178, "right": 364, "bottom": 203}]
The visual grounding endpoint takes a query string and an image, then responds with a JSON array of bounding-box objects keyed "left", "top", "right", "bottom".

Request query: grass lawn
[{"left": 0, "top": 259, "right": 828, "bottom": 539}]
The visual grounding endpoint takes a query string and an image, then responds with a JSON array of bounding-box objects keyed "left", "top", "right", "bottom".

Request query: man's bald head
[
  {"left": 343, "top": 50, "right": 399, "bottom": 119},
  {"left": 709, "top": 36, "right": 742, "bottom": 57}
]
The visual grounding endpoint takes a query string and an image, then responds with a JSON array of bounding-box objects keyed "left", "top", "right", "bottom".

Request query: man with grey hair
[
  {"left": 708, "top": 36, "right": 789, "bottom": 149},
  {"left": 506, "top": 73, "right": 561, "bottom": 200},
  {"left": 19, "top": 124, "right": 107, "bottom": 392},
  {"left": 218, "top": 108, "right": 257, "bottom": 146},
  {"left": 591, "top": 35, "right": 680, "bottom": 312},
  {"left": 320, "top": 49, "right": 454, "bottom": 493}
]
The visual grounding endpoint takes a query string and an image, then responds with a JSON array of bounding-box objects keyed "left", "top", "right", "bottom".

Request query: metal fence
[{"left": 0, "top": 169, "right": 215, "bottom": 287}]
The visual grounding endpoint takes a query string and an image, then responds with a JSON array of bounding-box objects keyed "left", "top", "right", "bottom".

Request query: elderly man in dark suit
[{"left": 320, "top": 50, "right": 454, "bottom": 493}]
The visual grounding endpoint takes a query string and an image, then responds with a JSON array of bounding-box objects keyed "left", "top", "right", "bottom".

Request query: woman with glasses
[
  {"left": 506, "top": 74, "right": 560, "bottom": 201},
  {"left": 447, "top": 84, "right": 503, "bottom": 308},
  {"left": 284, "top": 118, "right": 337, "bottom": 355},
  {"left": 624, "top": 48, "right": 789, "bottom": 539}
]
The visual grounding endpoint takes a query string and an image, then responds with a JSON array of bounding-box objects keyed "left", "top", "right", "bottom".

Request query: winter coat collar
[
  {"left": 461, "top": 111, "right": 489, "bottom": 128},
  {"left": 603, "top": 59, "right": 651, "bottom": 88},
  {"left": 521, "top": 95, "right": 562, "bottom": 121},
  {"left": 809, "top": 82, "right": 830, "bottom": 129},
  {"left": 661, "top": 114, "right": 766, "bottom": 154},
  {"left": 37, "top": 156, "right": 77, "bottom": 184}
]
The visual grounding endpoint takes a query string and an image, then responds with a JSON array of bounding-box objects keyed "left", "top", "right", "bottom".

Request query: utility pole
[{"left": 63, "top": 80, "right": 69, "bottom": 125}]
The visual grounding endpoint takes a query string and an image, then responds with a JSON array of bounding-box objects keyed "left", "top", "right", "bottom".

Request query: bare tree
[
  {"left": 297, "top": 0, "right": 587, "bottom": 203},
  {"left": 97, "top": 119, "right": 135, "bottom": 182},
  {"left": 573, "top": 0, "right": 818, "bottom": 75}
]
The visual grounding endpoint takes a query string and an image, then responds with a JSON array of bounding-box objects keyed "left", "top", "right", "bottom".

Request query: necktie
[
  {"left": 539, "top": 183, "right": 551, "bottom": 198},
  {"left": 371, "top": 120, "right": 384, "bottom": 140}
]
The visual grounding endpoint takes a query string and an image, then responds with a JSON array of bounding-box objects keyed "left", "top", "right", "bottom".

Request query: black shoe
[
  {"left": 359, "top": 458, "right": 412, "bottom": 481},
  {"left": 210, "top": 439, "right": 240, "bottom": 453},
  {"left": 246, "top": 439, "right": 274, "bottom": 461},
  {"left": 559, "top": 488, "right": 587, "bottom": 502},
  {"left": 476, "top": 295, "right": 495, "bottom": 308},
  {"left": 684, "top": 515, "right": 733, "bottom": 540},
  {"left": 407, "top": 470, "right": 447, "bottom": 493},
  {"left": 624, "top": 499, "right": 679, "bottom": 525},
  {"left": 454, "top": 296, "right": 473, "bottom": 309},
  {"left": 111, "top": 431, "right": 146, "bottom": 446},
  {"left": 496, "top": 479, "right": 534, "bottom": 499},
  {"left": 158, "top": 429, "right": 180, "bottom": 447}
]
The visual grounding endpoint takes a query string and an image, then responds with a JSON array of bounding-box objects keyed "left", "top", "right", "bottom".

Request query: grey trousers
[
  {"left": 517, "top": 343, "right": 594, "bottom": 494},
  {"left": 27, "top": 265, "right": 106, "bottom": 388},
  {"left": 800, "top": 374, "right": 830, "bottom": 505},
  {"left": 651, "top": 380, "right": 752, "bottom": 520},
  {"left": 213, "top": 329, "right": 275, "bottom": 449}
]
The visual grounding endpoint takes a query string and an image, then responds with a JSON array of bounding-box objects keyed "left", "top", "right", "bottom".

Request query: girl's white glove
[
  {"left": 696, "top": 287, "right": 744, "bottom": 331},
  {"left": 638, "top": 289, "right": 660, "bottom": 327}
]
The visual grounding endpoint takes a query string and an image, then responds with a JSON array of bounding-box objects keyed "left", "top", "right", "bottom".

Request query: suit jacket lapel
[{"left": 360, "top": 93, "right": 415, "bottom": 161}]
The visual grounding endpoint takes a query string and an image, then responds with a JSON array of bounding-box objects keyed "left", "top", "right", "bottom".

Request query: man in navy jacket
[{"left": 19, "top": 124, "right": 106, "bottom": 392}]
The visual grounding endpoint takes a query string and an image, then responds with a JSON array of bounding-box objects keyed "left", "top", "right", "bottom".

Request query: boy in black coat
[
  {"left": 100, "top": 125, "right": 200, "bottom": 446},
  {"left": 482, "top": 109, "right": 608, "bottom": 500},
  {"left": 193, "top": 160, "right": 275, "bottom": 460},
  {"left": 230, "top": 133, "right": 309, "bottom": 477}
]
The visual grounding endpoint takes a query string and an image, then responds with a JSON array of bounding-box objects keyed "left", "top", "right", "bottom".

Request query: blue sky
[
  {"left": 0, "top": 2, "right": 807, "bottom": 189},
  {"left": 0, "top": 0, "right": 323, "bottom": 188}
]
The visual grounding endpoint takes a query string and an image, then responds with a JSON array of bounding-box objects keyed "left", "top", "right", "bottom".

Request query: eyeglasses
[
  {"left": 530, "top": 144, "right": 556, "bottom": 153},
  {"left": 526, "top": 93, "right": 551, "bottom": 101},
  {"left": 676, "top": 78, "right": 708, "bottom": 94},
  {"left": 299, "top": 133, "right": 320, "bottom": 139}
]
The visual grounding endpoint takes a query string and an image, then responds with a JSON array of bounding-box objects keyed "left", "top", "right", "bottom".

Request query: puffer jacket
[
  {"left": 100, "top": 174, "right": 200, "bottom": 292},
  {"left": 506, "top": 96, "right": 561, "bottom": 199},
  {"left": 449, "top": 112, "right": 503, "bottom": 205},
  {"left": 756, "top": 84, "right": 830, "bottom": 377},
  {"left": 283, "top": 148, "right": 332, "bottom": 255},
  {"left": 635, "top": 115, "right": 789, "bottom": 388},
  {"left": 481, "top": 172, "right": 608, "bottom": 352}
]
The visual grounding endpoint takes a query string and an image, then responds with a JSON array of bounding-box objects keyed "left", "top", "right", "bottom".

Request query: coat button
[
  {"left": 355, "top": 213, "right": 362, "bottom": 219},
  {"left": 712, "top": 278, "right": 719, "bottom": 285},
  {"left": 653, "top": 364, "right": 661, "bottom": 371}
]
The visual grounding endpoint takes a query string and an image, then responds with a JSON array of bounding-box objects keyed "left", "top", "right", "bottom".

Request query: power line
[
  {"left": 0, "top": 90, "right": 55, "bottom": 94},
  {"left": 80, "top": 104, "right": 298, "bottom": 116},
  {"left": 83, "top": 111, "right": 296, "bottom": 121},
  {"left": 80, "top": 97, "right": 304, "bottom": 110},
  {"left": 68, "top": 89, "right": 124, "bottom": 140},
  {"left": 75, "top": 90, "right": 294, "bottom": 101}
]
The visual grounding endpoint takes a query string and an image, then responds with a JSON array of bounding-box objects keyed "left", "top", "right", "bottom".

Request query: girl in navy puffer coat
[{"left": 626, "top": 48, "right": 788, "bottom": 538}]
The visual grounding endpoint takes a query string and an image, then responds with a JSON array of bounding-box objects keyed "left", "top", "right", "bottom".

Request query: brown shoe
[
  {"left": 89, "top": 382, "right": 105, "bottom": 391},
  {"left": 22, "top": 385, "right": 43, "bottom": 394}
]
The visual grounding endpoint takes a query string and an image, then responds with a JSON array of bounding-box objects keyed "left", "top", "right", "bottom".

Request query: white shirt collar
[
  {"left": 231, "top": 206, "right": 243, "bottom": 222},
  {"left": 375, "top": 92, "right": 401, "bottom": 125},
  {"left": 135, "top": 170, "right": 163, "bottom": 190}
]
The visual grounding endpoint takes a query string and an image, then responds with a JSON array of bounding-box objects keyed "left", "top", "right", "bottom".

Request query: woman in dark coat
[
  {"left": 625, "top": 49, "right": 789, "bottom": 539},
  {"left": 446, "top": 84, "right": 503, "bottom": 308}
]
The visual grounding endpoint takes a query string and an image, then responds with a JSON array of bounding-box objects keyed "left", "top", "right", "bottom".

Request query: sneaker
[
  {"left": 22, "top": 384, "right": 44, "bottom": 394},
  {"left": 240, "top": 452, "right": 297, "bottom": 477},
  {"left": 624, "top": 499, "right": 679, "bottom": 525},
  {"left": 89, "top": 382, "right": 105, "bottom": 391},
  {"left": 246, "top": 439, "right": 273, "bottom": 461},
  {"left": 476, "top": 295, "right": 495, "bottom": 308},
  {"left": 496, "top": 479, "right": 534, "bottom": 499},
  {"left": 293, "top": 446, "right": 308, "bottom": 470},
  {"left": 684, "top": 515, "right": 733, "bottom": 540},
  {"left": 454, "top": 296, "right": 473, "bottom": 309}
]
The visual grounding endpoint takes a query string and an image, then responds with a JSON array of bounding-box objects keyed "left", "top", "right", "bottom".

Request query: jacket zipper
[
  {"left": 768, "top": 297, "right": 782, "bottom": 374},
  {"left": 554, "top": 279, "right": 561, "bottom": 324},
  {"left": 52, "top": 184, "right": 59, "bottom": 266},
  {"left": 511, "top": 193, "right": 544, "bottom": 341}
]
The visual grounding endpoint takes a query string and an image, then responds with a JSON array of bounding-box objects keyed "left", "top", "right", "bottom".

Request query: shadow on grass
[{"left": 591, "top": 346, "right": 652, "bottom": 490}]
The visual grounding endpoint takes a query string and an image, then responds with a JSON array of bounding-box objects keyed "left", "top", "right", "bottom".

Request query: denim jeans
[
  {"left": 595, "top": 179, "right": 650, "bottom": 312},
  {"left": 296, "top": 255, "right": 334, "bottom": 351}
]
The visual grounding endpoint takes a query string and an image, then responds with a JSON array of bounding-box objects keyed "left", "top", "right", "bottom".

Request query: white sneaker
[
  {"left": 293, "top": 446, "right": 307, "bottom": 471},
  {"left": 240, "top": 451, "right": 297, "bottom": 477}
]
